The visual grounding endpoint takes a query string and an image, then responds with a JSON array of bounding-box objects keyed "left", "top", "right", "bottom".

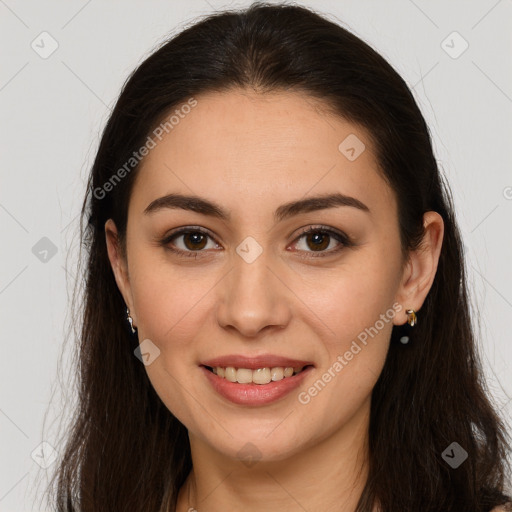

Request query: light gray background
[{"left": 1, "top": 0, "right": 511, "bottom": 510}]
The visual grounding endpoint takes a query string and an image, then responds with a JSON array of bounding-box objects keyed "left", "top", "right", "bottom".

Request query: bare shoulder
[{"left": 491, "top": 503, "right": 512, "bottom": 512}]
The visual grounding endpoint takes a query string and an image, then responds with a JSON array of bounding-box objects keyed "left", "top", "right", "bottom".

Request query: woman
[{"left": 47, "top": 2, "right": 511, "bottom": 511}]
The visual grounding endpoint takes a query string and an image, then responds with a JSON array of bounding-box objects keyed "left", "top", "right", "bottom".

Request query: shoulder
[{"left": 491, "top": 504, "right": 512, "bottom": 512}]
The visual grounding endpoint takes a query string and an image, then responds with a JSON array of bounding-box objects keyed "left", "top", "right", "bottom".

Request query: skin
[{"left": 105, "top": 89, "right": 444, "bottom": 512}]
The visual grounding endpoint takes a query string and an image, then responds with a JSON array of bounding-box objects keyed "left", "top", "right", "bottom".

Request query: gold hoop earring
[
  {"left": 406, "top": 309, "right": 417, "bottom": 327},
  {"left": 399, "top": 309, "right": 417, "bottom": 344}
]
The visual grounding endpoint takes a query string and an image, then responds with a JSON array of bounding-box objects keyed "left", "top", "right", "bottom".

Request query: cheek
[
  {"left": 296, "top": 287, "right": 394, "bottom": 434},
  {"left": 295, "top": 252, "right": 400, "bottom": 344},
  {"left": 129, "top": 248, "right": 219, "bottom": 344},
  {"left": 292, "top": 253, "right": 398, "bottom": 407},
  {"left": 127, "top": 256, "right": 217, "bottom": 423}
]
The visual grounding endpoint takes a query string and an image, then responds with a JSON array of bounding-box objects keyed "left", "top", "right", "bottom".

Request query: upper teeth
[{"left": 212, "top": 366, "right": 304, "bottom": 384}]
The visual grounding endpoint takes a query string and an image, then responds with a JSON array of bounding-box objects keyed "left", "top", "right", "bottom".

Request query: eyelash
[{"left": 159, "top": 225, "right": 352, "bottom": 260}]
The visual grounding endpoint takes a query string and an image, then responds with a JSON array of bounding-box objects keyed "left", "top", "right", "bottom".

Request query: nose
[{"left": 215, "top": 250, "right": 291, "bottom": 338}]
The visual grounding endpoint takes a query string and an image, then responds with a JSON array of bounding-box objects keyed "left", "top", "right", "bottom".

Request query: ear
[
  {"left": 393, "top": 211, "right": 444, "bottom": 325},
  {"left": 105, "top": 218, "right": 137, "bottom": 327}
]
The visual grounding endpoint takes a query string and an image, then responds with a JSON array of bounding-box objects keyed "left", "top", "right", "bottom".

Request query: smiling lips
[
  {"left": 208, "top": 365, "right": 306, "bottom": 384},
  {"left": 200, "top": 354, "right": 314, "bottom": 405},
  {"left": 201, "top": 354, "right": 314, "bottom": 370},
  {"left": 202, "top": 354, "right": 313, "bottom": 384}
]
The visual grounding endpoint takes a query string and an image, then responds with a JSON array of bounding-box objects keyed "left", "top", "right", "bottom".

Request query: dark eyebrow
[{"left": 143, "top": 192, "right": 370, "bottom": 221}]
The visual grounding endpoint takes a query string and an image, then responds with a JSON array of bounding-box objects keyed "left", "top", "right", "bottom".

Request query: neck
[{"left": 176, "top": 396, "right": 373, "bottom": 512}]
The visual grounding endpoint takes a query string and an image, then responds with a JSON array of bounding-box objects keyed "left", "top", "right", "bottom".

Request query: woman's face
[{"left": 107, "top": 89, "right": 415, "bottom": 463}]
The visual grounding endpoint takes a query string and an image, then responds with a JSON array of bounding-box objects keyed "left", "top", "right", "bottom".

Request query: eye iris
[
  {"left": 306, "top": 232, "right": 329, "bottom": 251},
  {"left": 184, "top": 232, "right": 207, "bottom": 250}
]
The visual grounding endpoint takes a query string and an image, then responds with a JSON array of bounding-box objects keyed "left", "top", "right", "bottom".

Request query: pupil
[
  {"left": 185, "top": 232, "right": 206, "bottom": 250},
  {"left": 308, "top": 233, "right": 328, "bottom": 251}
]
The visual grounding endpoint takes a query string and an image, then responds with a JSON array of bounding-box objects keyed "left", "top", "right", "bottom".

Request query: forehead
[{"left": 130, "top": 89, "right": 395, "bottom": 222}]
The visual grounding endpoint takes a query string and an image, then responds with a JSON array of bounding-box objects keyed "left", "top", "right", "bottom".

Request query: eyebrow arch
[{"left": 143, "top": 192, "right": 370, "bottom": 222}]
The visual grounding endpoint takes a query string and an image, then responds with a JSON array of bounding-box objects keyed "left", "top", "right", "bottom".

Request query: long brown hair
[{"left": 45, "top": 2, "right": 511, "bottom": 510}]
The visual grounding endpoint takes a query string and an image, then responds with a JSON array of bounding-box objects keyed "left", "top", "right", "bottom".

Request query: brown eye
[
  {"left": 291, "top": 226, "right": 351, "bottom": 258},
  {"left": 161, "top": 227, "right": 219, "bottom": 258},
  {"left": 303, "top": 231, "right": 331, "bottom": 251},
  {"left": 181, "top": 232, "right": 208, "bottom": 250}
]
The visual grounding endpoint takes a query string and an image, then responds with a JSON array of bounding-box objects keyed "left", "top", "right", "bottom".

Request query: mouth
[
  {"left": 202, "top": 364, "right": 314, "bottom": 385},
  {"left": 200, "top": 363, "right": 314, "bottom": 406}
]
